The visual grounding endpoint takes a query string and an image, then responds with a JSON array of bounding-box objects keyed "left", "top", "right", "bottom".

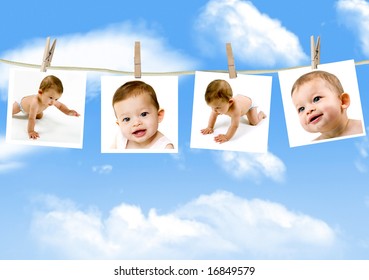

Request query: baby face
[
  {"left": 292, "top": 78, "right": 345, "bottom": 134},
  {"left": 207, "top": 99, "right": 230, "bottom": 115},
  {"left": 39, "top": 88, "right": 62, "bottom": 106},
  {"left": 114, "top": 94, "right": 162, "bottom": 145}
]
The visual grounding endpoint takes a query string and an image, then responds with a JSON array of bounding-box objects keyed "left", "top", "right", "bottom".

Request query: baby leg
[
  {"left": 246, "top": 108, "right": 266, "bottom": 126},
  {"left": 12, "top": 102, "right": 21, "bottom": 115}
]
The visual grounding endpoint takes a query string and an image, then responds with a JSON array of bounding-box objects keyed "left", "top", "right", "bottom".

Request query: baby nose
[
  {"left": 306, "top": 104, "right": 315, "bottom": 114},
  {"left": 133, "top": 118, "right": 142, "bottom": 126}
]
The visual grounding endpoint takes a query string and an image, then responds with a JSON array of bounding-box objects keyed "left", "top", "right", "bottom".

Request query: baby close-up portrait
[
  {"left": 291, "top": 70, "right": 363, "bottom": 141},
  {"left": 111, "top": 80, "right": 174, "bottom": 150},
  {"left": 278, "top": 60, "right": 365, "bottom": 147}
]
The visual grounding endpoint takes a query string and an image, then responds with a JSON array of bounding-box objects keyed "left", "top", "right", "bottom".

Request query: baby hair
[
  {"left": 40, "top": 75, "right": 63, "bottom": 93},
  {"left": 112, "top": 80, "right": 160, "bottom": 110},
  {"left": 205, "top": 79, "right": 233, "bottom": 104},
  {"left": 291, "top": 70, "right": 344, "bottom": 97}
]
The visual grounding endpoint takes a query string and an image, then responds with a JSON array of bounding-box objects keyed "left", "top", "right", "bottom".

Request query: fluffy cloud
[
  {"left": 0, "top": 136, "right": 38, "bottom": 173},
  {"left": 0, "top": 22, "right": 198, "bottom": 99},
  {"left": 354, "top": 130, "right": 369, "bottom": 173},
  {"left": 92, "top": 165, "right": 113, "bottom": 174},
  {"left": 31, "top": 191, "right": 338, "bottom": 259},
  {"left": 219, "top": 151, "right": 286, "bottom": 182},
  {"left": 336, "top": 0, "right": 369, "bottom": 55},
  {"left": 196, "top": 0, "right": 308, "bottom": 67}
]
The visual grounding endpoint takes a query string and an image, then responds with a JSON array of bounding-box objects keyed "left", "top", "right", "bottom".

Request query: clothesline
[{"left": 1, "top": 58, "right": 369, "bottom": 76}]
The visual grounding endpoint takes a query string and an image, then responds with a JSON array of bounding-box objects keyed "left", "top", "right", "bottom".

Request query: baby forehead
[
  {"left": 292, "top": 78, "right": 338, "bottom": 96},
  {"left": 207, "top": 100, "right": 226, "bottom": 106},
  {"left": 293, "top": 74, "right": 343, "bottom": 93},
  {"left": 115, "top": 94, "right": 157, "bottom": 110},
  {"left": 44, "top": 88, "right": 62, "bottom": 96}
]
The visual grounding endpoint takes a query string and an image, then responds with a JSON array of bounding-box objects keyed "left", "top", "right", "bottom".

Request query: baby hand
[
  {"left": 28, "top": 131, "right": 40, "bottom": 139},
  {"left": 214, "top": 134, "right": 229, "bottom": 143},
  {"left": 68, "top": 110, "right": 80, "bottom": 117},
  {"left": 201, "top": 127, "right": 214, "bottom": 135}
]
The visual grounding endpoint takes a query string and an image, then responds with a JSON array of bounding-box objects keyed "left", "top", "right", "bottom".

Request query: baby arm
[
  {"left": 201, "top": 111, "right": 218, "bottom": 134},
  {"left": 54, "top": 101, "right": 80, "bottom": 116},
  {"left": 27, "top": 100, "right": 40, "bottom": 139},
  {"left": 214, "top": 114, "right": 240, "bottom": 143}
]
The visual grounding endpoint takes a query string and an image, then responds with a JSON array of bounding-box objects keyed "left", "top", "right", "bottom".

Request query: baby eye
[
  {"left": 122, "top": 117, "right": 130, "bottom": 122},
  {"left": 313, "top": 96, "right": 321, "bottom": 103},
  {"left": 298, "top": 107, "right": 305, "bottom": 113},
  {"left": 140, "top": 112, "right": 149, "bottom": 117}
]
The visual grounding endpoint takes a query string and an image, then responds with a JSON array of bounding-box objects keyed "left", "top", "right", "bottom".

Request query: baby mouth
[
  {"left": 309, "top": 114, "right": 323, "bottom": 124},
  {"left": 132, "top": 129, "right": 146, "bottom": 137}
]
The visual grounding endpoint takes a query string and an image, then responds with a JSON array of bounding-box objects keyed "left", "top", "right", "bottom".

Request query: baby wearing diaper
[
  {"left": 201, "top": 79, "right": 266, "bottom": 143},
  {"left": 12, "top": 75, "right": 80, "bottom": 139}
]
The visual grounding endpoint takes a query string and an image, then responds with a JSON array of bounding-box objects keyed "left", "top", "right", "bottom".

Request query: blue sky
[{"left": 0, "top": 0, "right": 369, "bottom": 259}]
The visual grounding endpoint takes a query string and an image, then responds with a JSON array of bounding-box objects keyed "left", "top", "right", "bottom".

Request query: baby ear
[
  {"left": 340, "top": 93, "right": 351, "bottom": 110},
  {"left": 158, "top": 109, "right": 165, "bottom": 123},
  {"left": 228, "top": 98, "right": 234, "bottom": 105},
  {"left": 38, "top": 89, "right": 43, "bottom": 95}
]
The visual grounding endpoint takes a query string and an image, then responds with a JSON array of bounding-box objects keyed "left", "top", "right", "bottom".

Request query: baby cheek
[
  {"left": 320, "top": 104, "right": 335, "bottom": 116},
  {"left": 121, "top": 128, "right": 132, "bottom": 138},
  {"left": 118, "top": 123, "right": 128, "bottom": 132},
  {"left": 299, "top": 114, "right": 306, "bottom": 125}
]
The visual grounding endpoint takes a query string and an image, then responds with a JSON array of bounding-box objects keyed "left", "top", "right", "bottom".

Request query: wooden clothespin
[
  {"left": 226, "top": 43, "right": 237, "bottom": 79},
  {"left": 134, "top": 41, "right": 141, "bottom": 78},
  {"left": 40, "top": 37, "right": 57, "bottom": 72},
  {"left": 310, "top": 35, "right": 320, "bottom": 69}
]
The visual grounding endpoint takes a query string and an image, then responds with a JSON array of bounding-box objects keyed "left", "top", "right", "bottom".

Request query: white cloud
[
  {"left": 355, "top": 160, "right": 368, "bottom": 173},
  {"left": 336, "top": 0, "right": 369, "bottom": 55},
  {"left": 92, "top": 165, "right": 113, "bottom": 174},
  {"left": 0, "top": 161, "right": 24, "bottom": 173},
  {"left": 355, "top": 132, "right": 369, "bottom": 158},
  {"left": 170, "top": 146, "right": 188, "bottom": 170},
  {"left": 0, "top": 136, "right": 38, "bottom": 173},
  {"left": 219, "top": 151, "right": 286, "bottom": 182},
  {"left": 31, "top": 191, "right": 338, "bottom": 259},
  {"left": 354, "top": 131, "right": 369, "bottom": 173},
  {"left": 195, "top": 0, "right": 308, "bottom": 67},
  {"left": 0, "top": 22, "right": 198, "bottom": 99}
]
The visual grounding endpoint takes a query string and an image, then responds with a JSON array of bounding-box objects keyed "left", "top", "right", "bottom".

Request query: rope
[{"left": 1, "top": 58, "right": 369, "bottom": 76}]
